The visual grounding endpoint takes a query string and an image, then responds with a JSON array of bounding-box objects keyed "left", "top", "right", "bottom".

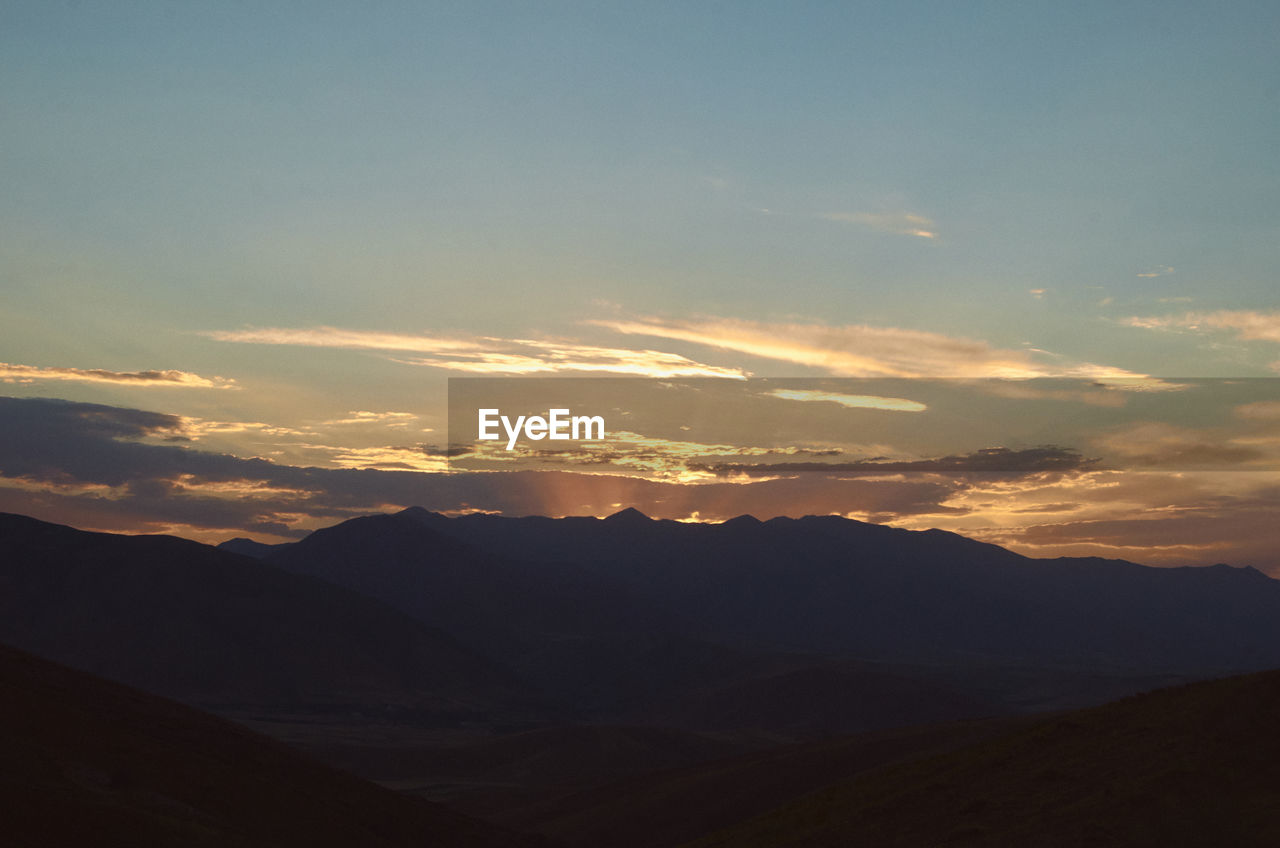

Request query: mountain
[
  {"left": 258, "top": 507, "right": 1280, "bottom": 711},
  {"left": 217, "top": 536, "right": 291, "bottom": 558},
  {"left": 0, "top": 642, "right": 546, "bottom": 848},
  {"left": 685, "top": 668, "right": 1280, "bottom": 847},
  {"left": 0, "top": 512, "right": 539, "bottom": 719},
  {"left": 377, "top": 507, "right": 1280, "bottom": 673},
  {"left": 262, "top": 512, "right": 702, "bottom": 714}
]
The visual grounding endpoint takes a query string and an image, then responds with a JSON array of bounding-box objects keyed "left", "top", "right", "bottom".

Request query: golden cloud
[
  {"left": 0, "top": 363, "right": 236, "bottom": 388},
  {"left": 207, "top": 326, "right": 746, "bottom": 378},
  {"left": 766, "top": 388, "right": 927, "bottom": 412},
  {"left": 591, "top": 315, "right": 1151, "bottom": 381}
]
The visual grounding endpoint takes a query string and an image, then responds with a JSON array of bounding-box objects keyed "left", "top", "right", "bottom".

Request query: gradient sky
[{"left": 3, "top": 3, "right": 1280, "bottom": 569}]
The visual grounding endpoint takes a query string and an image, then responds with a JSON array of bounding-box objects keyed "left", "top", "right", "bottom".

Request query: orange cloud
[
  {"left": 591, "top": 315, "right": 1151, "bottom": 381},
  {"left": 0, "top": 363, "right": 235, "bottom": 388},
  {"left": 207, "top": 326, "right": 746, "bottom": 378},
  {"left": 766, "top": 388, "right": 927, "bottom": 412}
]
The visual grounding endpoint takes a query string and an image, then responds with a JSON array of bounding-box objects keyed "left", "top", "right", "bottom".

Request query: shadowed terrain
[
  {"left": 685, "top": 669, "right": 1280, "bottom": 847},
  {"left": 0, "top": 512, "right": 542, "bottom": 721},
  {"left": 0, "top": 643, "right": 547, "bottom": 848}
]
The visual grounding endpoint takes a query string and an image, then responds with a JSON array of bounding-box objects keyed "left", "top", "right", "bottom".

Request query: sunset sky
[{"left": 3, "top": 3, "right": 1280, "bottom": 569}]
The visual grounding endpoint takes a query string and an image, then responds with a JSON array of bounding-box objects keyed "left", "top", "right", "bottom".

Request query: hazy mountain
[
  {"left": 0, "top": 512, "right": 539, "bottom": 719},
  {"left": 0, "top": 642, "right": 546, "bottom": 848}
]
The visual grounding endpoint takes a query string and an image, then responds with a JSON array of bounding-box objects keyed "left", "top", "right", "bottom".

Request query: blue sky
[{"left": 3, "top": 2, "right": 1280, "bottom": 565}]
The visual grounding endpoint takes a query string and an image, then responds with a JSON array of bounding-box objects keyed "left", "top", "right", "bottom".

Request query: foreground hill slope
[
  {"left": 686, "top": 669, "right": 1280, "bottom": 847},
  {"left": 0, "top": 642, "right": 546, "bottom": 848}
]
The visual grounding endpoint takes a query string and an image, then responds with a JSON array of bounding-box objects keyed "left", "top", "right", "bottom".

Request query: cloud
[
  {"left": 459, "top": 429, "right": 844, "bottom": 484},
  {"left": 204, "top": 326, "right": 484, "bottom": 354},
  {"left": 320, "top": 411, "right": 418, "bottom": 426},
  {"left": 207, "top": 326, "right": 746, "bottom": 378},
  {"left": 0, "top": 396, "right": 963, "bottom": 540},
  {"left": 687, "top": 446, "right": 1098, "bottom": 477},
  {"left": 178, "top": 418, "right": 310, "bottom": 439},
  {"left": 590, "top": 314, "right": 1152, "bottom": 381},
  {"left": 819, "top": 212, "right": 937, "bottom": 239},
  {"left": 901, "top": 469, "right": 1280, "bottom": 571},
  {"left": 5, "top": 397, "right": 1278, "bottom": 571},
  {"left": 1029, "top": 289, "right": 1047, "bottom": 299},
  {"left": 1235, "top": 401, "right": 1280, "bottom": 422},
  {"left": 1137, "top": 265, "right": 1175, "bottom": 278},
  {"left": 765, "top": 388, "right": 927, "bottom": 412},
  {"left": 1124, "top": 310, "right": 1280, "bottom": 343},
  {"left": 0, "top": 363, "right": 235, "bottom": 388},
  {"left": 1093, "top": 422, "right": 1267, "bottom": 468}
]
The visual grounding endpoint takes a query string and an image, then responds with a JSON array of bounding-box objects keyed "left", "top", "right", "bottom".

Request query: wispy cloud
[
  {"left": 819, "top": 212, "right": 937, "bottom": 239},
  {"left": 321, "top": 411, "right": 418, "bottom": 426},
  {"left": 1029, "top": 289, "right": 1047, "bottom": 299},
  {"left": 207, "top": 326, "right": 746, "bottom": 378},
  {"left": 177, "top": 418, "right": 309, "bottom": 439},
  {"left": 1137, "top": 265, "right": 1175, "bottom": 278},
  {"left": 1093, "top": 422, "right": 1267, "bottom": 468},
  {"left": 0, "top": 363, "right": 235, "bottom": 388},
  {"left": 766, "top": 388, "right": 927, "bottom": 412},
  {"left": 688, "top": 446, "right": 1097, "bottom": 477},
  {"left": 590, "top": 314, "right": 1150, "bottom": 381},
  {"left": 204, "top": 326, "right": 484, "bottom": 354},
  {"left": 395, "top": 340, "right": 747, "bottom": 378},
  {"left": 1123, "top": 310, "right": 1280, "bottom": 344},
  {"left": 1235, "top": 401, "right": 1280, "bottom": 421}
]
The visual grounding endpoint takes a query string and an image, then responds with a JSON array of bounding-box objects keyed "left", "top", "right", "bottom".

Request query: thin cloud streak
[
  {"left": 204, "top": 326, "right": 484, "bottom": 354},
  {"left": 0, "top": 363, "right": 235, "bottom": 389},
  {"left": 820, "top": 212, "right": 937, "bottom": 239},
  {"left": 766, "top": 389, "right": 927, "bottom": 412},
  {"left": 1124, "top": 310, "right": 1280, "bottom": 343},
  {"left": 208, "top": 326, "right": 746, "bottom": 378},
  {"left": 591, "top": 315, "right": 1151, "bottom": 381}
]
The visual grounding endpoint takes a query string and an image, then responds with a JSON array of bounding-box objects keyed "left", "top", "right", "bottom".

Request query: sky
[{"left": 3, "top": 2, "right": 1280, "bottom": 569}]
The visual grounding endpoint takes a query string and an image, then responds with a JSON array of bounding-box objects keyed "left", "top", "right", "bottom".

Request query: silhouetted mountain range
[
  {"left": 0, "top": 512, "right": 541, "bottom": 720},
  {"left": 6, "top": 506, "right": 1273, "bottom": 731},
  {"left": 6, "top": 506, "right": 1280, "bottom": 844},
  {"left": 260, "top": 507, "right": 1280, "bottom": 694}
]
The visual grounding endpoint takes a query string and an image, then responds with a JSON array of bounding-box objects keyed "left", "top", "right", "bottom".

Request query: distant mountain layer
[
  {"left": 264, "top": 507, "right": 1280, "bottom": 676},
  {"left": 0, "top": 642, "right": 544, "bottom": 848},
  {"left": 0, "top": 512, "right": 541, "bottom": 718}
]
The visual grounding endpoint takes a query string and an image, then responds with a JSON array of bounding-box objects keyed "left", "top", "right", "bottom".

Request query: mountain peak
[
  {"left": 720, "top": 514, "right": 763, "bottom": 528},
  {"left": 604, "top": 507, "right": 651, "bottom": 524}
]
